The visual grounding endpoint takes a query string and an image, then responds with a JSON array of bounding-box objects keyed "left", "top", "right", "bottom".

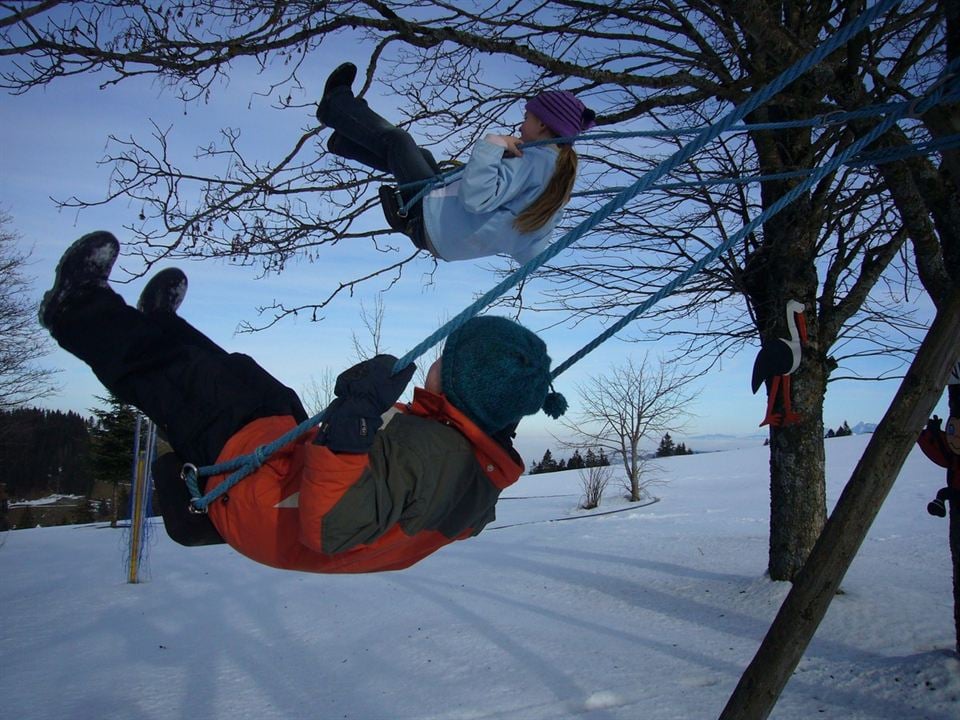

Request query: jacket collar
[{"left": 404, "top": 387, "right": 524, "bottom": 489}]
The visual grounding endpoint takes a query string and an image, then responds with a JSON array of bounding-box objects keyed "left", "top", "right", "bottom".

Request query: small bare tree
[
  {"left": 304, "top": 294, "right": 428, "bottom": 415},
  {"left": 561, "top": 354, "right": 698, "bottom": 502},
  {"left": 350, "top": 295, "right": 386, "bottom": 361},
  {"left": 579, "top": 463, "right": 612, "bottom": 510}
]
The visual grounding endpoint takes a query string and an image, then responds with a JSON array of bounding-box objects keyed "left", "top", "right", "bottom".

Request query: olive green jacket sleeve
[{"left": 320, "top": 413, "right": 500, "bottom": 555}]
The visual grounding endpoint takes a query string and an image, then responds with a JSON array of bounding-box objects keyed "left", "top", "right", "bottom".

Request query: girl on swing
[
  {"left": 39, "top": 231, "right": 566, "bottom": 573},
  {"left": 316, "top": 62, "right": 596, "bottom": 264}
]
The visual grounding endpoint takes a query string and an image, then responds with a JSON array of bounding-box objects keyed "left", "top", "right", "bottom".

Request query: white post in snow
[{"left": 126, "top": 414, "right": 157, "bottom": 584}]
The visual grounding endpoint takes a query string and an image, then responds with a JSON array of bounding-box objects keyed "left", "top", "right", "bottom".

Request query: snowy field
[{"left": 1, "top": 434, "right": 958, "bottom": 719}]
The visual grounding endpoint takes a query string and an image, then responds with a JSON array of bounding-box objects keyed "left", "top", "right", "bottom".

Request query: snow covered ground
[{"left": 1, "top": 434, "right": 958, "bottom": 719}]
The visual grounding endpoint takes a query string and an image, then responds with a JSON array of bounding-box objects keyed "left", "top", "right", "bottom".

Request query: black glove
[
  {"left": 927, "top": 415, "right": 943, "bottom": 434},
  {"left": 314, "top": 355, "right": 416, "bottom": 453}
]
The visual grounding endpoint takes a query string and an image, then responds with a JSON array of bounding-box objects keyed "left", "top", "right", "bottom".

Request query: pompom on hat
[
  {"left": 441, "top": 316, "right": 567, "bottom": 436},
  {"left": 526, "top": 90, "right": 597, "bottom": 144}
]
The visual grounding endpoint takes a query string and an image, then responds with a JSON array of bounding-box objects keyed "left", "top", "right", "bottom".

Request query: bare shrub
[{"left": 579, "top": 464, "right": 613, "bottom": 510}]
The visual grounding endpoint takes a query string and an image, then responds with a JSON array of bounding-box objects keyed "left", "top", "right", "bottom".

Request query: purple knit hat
[{"left": 526, "top": 90, "right": 596, "bottom": 143}]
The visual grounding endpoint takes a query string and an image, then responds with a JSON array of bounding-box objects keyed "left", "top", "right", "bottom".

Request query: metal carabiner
[{"left": 180, "top": 463, "right": 208, "bottom": 514}]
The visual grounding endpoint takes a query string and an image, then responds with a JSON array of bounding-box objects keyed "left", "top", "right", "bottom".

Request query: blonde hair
[{"left": 513, "top": 144, "right": 578, "bottom": 234}]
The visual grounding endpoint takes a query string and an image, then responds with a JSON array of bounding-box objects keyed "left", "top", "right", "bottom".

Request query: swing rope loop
[
  {"left": 251, "top": 445, "right": 270, "bottom": 470},
  {"left": 186, "top": 409, "right": 329, "bottom": 511},
  {"left": 551, "top": 55, "right": 959, "bottom": 379},
  {"left": 189, "top": 0, "right": 944, "bottom": 509}
]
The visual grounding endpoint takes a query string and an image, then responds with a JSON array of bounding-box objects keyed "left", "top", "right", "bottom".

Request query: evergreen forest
[
  {"left": 0, "top": 407, "right": 94, "bottom": 498},
  {"left": 0, "top": 400, "right": 140, "bottom": 530}
]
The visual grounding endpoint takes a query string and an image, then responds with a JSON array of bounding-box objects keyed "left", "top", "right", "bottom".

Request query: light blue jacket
[{"left": 422, "top": 137, "right": 563, "bottom": 264}]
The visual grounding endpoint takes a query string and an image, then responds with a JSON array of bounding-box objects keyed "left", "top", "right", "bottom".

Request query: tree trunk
[
  {"left": 752, "top": 195, "right": 828, "bottom": 581},
  {"left": 950, "top": 499, "right": 960, "bottom": 655},
  {"left": 742, "top": 81, "right": 834, "bottom": 578},
  {"left": 110, "top": 481, "right": 119, "bottom": 529},
  {"left": 950, "top": 384, "right": 960, "bottom": 655},
  {"left": 767, "top": 376, "right": 827, "bottom": 580}
]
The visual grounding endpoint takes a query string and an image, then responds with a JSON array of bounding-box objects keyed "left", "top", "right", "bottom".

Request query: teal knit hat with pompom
[{"left": 441, "top": 316, "right": 567, "bottom": 436}]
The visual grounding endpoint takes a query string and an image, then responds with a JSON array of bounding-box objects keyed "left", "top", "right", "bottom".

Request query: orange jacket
[
  {"left": 917, "top": 424, "right": 960, "bottom": 489},
  {"left": 205, "top": 387, "right": 524, "bottom": 573}
]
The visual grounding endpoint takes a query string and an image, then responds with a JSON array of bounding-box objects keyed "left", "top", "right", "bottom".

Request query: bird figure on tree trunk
[{"left": 751, "top": 299, "right": 808, "bottom": 427}]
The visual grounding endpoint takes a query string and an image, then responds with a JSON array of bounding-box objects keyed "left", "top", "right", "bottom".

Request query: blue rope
[
  {"left": 184, "top": 414, "right": 326, "bottom": 510},
  {"left": 187, "top": 0, "right": 911, "bottom": 511},
  {"left": 551, "top": 61, "right": 960, "bottom": 378},
  {"left": 398, "top": 104, "right": 959, "bottom": 215},
  {"left": 571, "top": 133, "right": 960, "bottom": 198},
  {"left": 393, "top": 94, "right": 931, "bottom": 214}
]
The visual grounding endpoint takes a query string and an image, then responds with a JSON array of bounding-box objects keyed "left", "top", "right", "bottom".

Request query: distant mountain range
[{"left": 679, "top": 422, "right": 877, "bottom": 453}]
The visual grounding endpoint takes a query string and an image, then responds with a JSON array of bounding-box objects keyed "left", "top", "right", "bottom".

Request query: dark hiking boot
[
  {"left": 39, "top": 231, "right": 120, "bottom": 329},
  {"left": 316, "top": 62, "right": 358, "bottom": 126},
  {"left": 324, "top": 62, "right": 357, "bottom": 98},
  {"left": 137, "top": 267, "right": 188, "bottom": 314}
]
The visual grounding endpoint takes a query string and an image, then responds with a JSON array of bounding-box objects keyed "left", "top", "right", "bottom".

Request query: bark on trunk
[
  {"left": 767, "top": 377, "right": 827, "bottom": 581},
  {"left": 950, "top": 499, "right": 960, "bottom": 655}
]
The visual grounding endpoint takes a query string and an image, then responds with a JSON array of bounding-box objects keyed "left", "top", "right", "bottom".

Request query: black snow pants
[{"left": 48, "top": 286, "right": 308, "bottom": 545}]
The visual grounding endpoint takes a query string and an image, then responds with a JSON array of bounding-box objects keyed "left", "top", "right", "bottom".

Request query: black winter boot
[
  {"left": 324, "top": 62, "right": 357, "bottom": 97},
  {"left": 137, "top": 267, "right": 188, "bottom": 314},
  {"left": 316, "top": 62, "right": 358, "bottom": 126},
  {"left": 39, "top": 231, "right": 120, "bottom": 329}
]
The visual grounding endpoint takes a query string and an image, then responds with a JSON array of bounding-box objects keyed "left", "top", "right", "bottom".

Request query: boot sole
[{"left": 39, "top": 231, "right": 119, "bottom": 328}]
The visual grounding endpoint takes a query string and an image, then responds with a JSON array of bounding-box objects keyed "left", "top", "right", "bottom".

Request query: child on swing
[
  {"left": 39, "top": 231, "right": 566, "bottom": 573},
  {"left": 315, "top": 62, "right": 596, "bottom": 264},
  {"left": 917, "top": 365, "right": 960, "bottom": 516}
]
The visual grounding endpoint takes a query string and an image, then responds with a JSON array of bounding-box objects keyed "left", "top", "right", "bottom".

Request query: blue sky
[{"left": 1, "top": 45, "right": 947, "bottom": 463}]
